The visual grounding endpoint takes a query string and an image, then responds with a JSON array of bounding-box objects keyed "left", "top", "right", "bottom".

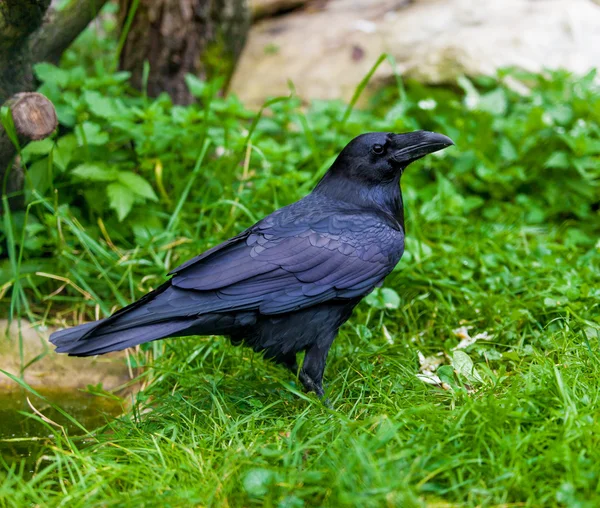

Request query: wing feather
[{"left": 169, "top": 207, "right": 404, "bottom": 316}]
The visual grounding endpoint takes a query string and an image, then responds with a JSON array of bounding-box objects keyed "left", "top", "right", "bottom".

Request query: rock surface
[
  {"left": 0, "top": 320, "right": 134, "bottom": 392},
  {"left": 233, "top": 0, "right": 600, "bottom": 105}
]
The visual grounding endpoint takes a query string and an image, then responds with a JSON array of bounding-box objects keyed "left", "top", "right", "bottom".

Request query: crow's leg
[
  {"left": 299, "top": 342, "right": 333, "bottom": 398},
  {"left": 273, "top": 351, "right": 299, "bottom": 375}
]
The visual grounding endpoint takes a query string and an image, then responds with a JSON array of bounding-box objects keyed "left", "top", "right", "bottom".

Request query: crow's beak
[{"left": 390, "top": 131, "right": 454, "bottom": 164}]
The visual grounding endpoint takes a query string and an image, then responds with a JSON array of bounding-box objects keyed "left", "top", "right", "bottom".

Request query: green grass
[{"left": 1, "top": 16, "right": 600, "bottom": 506}]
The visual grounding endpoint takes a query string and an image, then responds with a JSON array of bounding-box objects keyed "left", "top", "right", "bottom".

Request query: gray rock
[{"left": 232, "top": 0, "right": 600, "bottom": 105}]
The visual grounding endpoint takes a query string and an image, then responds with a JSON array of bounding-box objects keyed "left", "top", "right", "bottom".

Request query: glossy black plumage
[{"left": 50, "top": 131, "right": 453, "bottom": 397}]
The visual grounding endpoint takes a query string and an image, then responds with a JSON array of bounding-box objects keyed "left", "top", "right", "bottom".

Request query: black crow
[{"left": 50, "top": 131, "right": 453, "bottom": 397}]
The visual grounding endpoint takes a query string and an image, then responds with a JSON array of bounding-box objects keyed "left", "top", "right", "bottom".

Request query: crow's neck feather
[{"left": 313, "top": 172, "right": 405, "bottom": 229}]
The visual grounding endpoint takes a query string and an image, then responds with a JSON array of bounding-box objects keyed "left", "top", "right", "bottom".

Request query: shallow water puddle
[
  {"left": 0, "top": 389, "right": 125, "bottom": 475},
  {"left": 1, "top": 320, "right": 136, "bottom": 476}
]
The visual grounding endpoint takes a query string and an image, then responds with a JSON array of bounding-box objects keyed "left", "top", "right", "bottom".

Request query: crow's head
[{"left": 330, "top": 131, "right": 454, "bottom": 184}]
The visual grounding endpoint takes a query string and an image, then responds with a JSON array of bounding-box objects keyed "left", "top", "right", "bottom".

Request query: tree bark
[
  {"left": 0, "top": 0, "right": 52, "bottom": 103},
  {"left": 0, "top": 0, "right": 109, "bottom": 102},
  {"left": 0, "top": 92, "right": 57, "bottom": 206},
  {"left": 118, "top": 0, "right": 250, "bottom": 105},
  {"left": 30, "top": 0, "right": 110, "bottom": 65}
]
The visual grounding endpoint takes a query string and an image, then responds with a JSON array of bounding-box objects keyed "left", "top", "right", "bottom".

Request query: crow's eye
[{"left": 372, "top": 144, "right": 384, "bottom": 155}]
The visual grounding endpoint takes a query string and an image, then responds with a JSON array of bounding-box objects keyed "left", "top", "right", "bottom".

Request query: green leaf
[
  {"left": 463, "top": 196, "right": 484, "bottom": 213},
  {"left": 243, "top": 468, "right": 273, "bottom": 497},
  {"left": 452, "top": 351, "right": 483, "bottom": 383},
  {"left": 53, "top": 134, "right": 78, "bottom": 171},
  {"left": 404, "top": 237, "right": 433, "bottom": 263},
  {"left": 54, "top": 103, "right": 77, "bottom": 127},
  {"left": 185, "top": 74, "right": 207, "bottom": 98},
  {"left": 380, "top": 288, "right": 400, "bottom": 309},
  {"left": 107, "top": 183, "right": 135, "bottom": 221},
  {"left": 33, "top": 63, "right": 70, "bottom": 87},
  {"left": 545, "top": 151, "right": 569, "bottom": 169},
  {"left": 83, "top": 90, "right": 122, "bottom": 119},
  {"left": 365, "top": 287, "right": 401, "bottom": 310},
  {"left": 27, "top": 158, "right": 52, "bottom": 196},
  {"left": 499, "top": 137, "right": 518, "bottom": 161},
  {"left": 548, "top": 104, "right": 573, "bottom": 125},
  {"left": 117, "top": 172, "right": 158, "bottom": 201},
  {"left": 365, "top": 289, "right": 381, "bottom": 308},
  {"left": 72, "top": 163, "right": 118, "bottom": 182},
  {"left": 479, "top": 88, "right": 507, "bottom": 116},
  {"left": 437, "top": 365, "right": 456, "bottom": 387},
  {"left": 21, "top": 138, "right": 55, "bottom": 162},
  {"left": 76, "top": 122, "right": 109, "bottom": 146}
]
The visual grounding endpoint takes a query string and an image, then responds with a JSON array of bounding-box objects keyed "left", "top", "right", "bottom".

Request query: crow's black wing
[
  {"left": 167, "top": 209, "right": 405, "bottom": 316},
  {"left": 167, "top": 228, "right": 252, "bottom": 275}
]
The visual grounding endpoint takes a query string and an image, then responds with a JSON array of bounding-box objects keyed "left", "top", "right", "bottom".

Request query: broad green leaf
[
  {"left": 55, "top": 103, "right": 77, "bottom": 127},
  {"left": 53, "top": 134, "right": 78, "bottom": 171},
  {"left": 365, "top": 287, "right": 401, "bottom": 310},
  {"left": 380, "top": 288, "right": 401, "bottom": 309},
  {"left": 499, "top": 137, "right": 518, "bottom": 161},
  {"left": 437, "top": 365, "right": 456, "bottom": 387},
  {"left": 117, "top": 172, "right": 158, "bottom": 201},
  {"left": 84, "top": 90, "right": 122, "bottom": 119},
  {"left": 479, "top": 88, "right": 507, "bottom": 116},
  {"left": 185, "top": 74, "right": 207, "bottom": 98},
  {"left": 72, "top": 163, "right": 118, "bottom": 182},
  {"left": 33, "top": 63, "right": 70, "bottom": 87},
  {"left": 545, "top": 151, "right": 569, "bottom": 169},
  {"left": 405, "top": 237, "right": 433, "bottom": 263},
  {"left": 76, "top": 121, "right": 109, "bottom": 146},
  {"left": 365, "top": 289, "right": 381, "bottom": 308},
  {"left": 548, "top": 104, "right": 573, "bottom": 125},
  {"left": 27, "top": 158, "right": 52, "bottom": 196},
  {"left": 452, "top": 351, "right": 483, "bottom": 384},
  {"left": 107, "top": 183, "right": 135, "bottom": 221},
  {"left": 243, "top": 468, "right": 273, "bottom": 497},
  {"left": 21, "top": 138, "right": 55, "bottom": 161}
]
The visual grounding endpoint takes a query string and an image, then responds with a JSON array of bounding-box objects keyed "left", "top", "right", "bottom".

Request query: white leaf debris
[
  {"left": 410, "top": 330, "right": 426, "bottom": 343},
  {"left": 382, "top": 325, "right": 394, "bottom": 345},
  {"left": 418, "top": 99, "right": 437, "bottom": 111},
  {"left": 418, "top": 350, "right": 444, "bottom": 373},
  {"left": 452, "top": 326, "right": 492, "bottom": 350},
  {"left": 416, "top": 373, "right": 443, "bottom": 385},
  {"left": 415, "top": 351, "right": 451, "bottom": 389}
]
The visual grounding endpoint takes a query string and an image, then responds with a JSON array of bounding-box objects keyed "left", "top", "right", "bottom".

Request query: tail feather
[
  {"left": 50, "top": 320, "right": 106, "bottom": 348},
  {"left": 50, "top": 318, "right": 195, "bottom": 356},
  {"left": 48, "top": 282, "right": 257, "bottom": 357}
]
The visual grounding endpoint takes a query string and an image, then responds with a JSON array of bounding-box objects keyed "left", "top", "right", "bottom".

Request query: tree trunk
[{"left": 118, "top": 0, "right": 250, "bottom": 105}]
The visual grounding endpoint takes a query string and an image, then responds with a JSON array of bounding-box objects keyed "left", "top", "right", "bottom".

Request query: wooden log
[{"left": 5, "top": 92, "right": 58, "bottom": 142}]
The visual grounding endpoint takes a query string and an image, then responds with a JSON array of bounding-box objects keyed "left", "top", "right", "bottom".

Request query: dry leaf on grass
[{"left": 452, "top": 326, "right": 492, "bottom": 350}]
